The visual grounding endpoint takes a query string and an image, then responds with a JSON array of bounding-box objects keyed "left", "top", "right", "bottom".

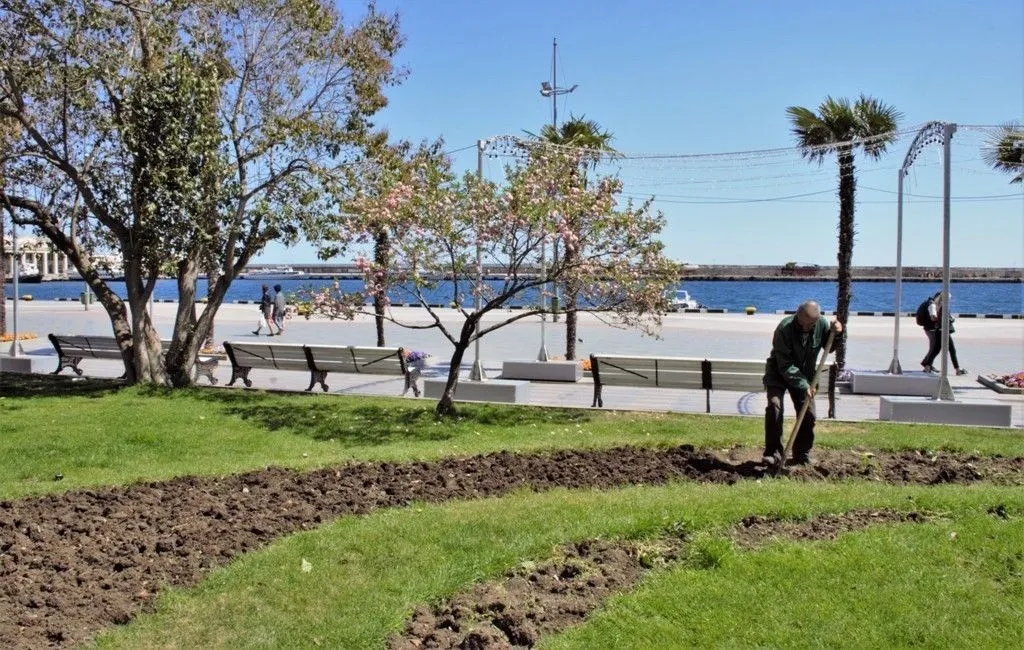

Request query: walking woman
[{"left": 253, "top": 284, "right": 277, "bottom": 335}]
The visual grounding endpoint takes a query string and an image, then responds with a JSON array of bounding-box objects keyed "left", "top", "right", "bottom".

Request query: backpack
[{"left": 915, "top": 299, "right": 932, "bottom": 327}]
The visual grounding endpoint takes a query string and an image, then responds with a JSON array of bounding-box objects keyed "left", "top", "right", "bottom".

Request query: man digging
[{"left": 762, "top": 300, "right": 842, "bottom": 468}]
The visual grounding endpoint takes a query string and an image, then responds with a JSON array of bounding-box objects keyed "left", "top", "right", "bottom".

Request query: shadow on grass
[
  {"left": 0, "top": 372, "right": 126, "bottom": 399},
  {"left": 190, "top": 386, "right": 598, "bottom": 446}
]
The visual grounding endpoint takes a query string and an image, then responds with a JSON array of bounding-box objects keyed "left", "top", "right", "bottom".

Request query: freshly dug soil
[
  {"left": 389, "top": 509, "right": 926, "bottom": 649},
  {"left": 1, "top": 445, "right": 1021, "bottom": 648}
]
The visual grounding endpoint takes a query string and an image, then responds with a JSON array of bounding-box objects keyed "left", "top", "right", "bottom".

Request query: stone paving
[{"left": 4, "top": 300, "right": 1022, "bottom": 426}]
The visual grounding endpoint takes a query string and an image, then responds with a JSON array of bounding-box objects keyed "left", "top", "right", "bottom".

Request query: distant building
[{"left": 2, "top": 235, "right": 71, "bottom": 278}]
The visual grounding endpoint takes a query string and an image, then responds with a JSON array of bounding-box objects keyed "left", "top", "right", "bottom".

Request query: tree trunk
[
  {"left": 373, "top": 292, "right": 386, "bottom": 347},
  {"left": 0, "top": 215, "right": 6, "bottom": 336},
  {"left": 122, "top": 255, "right": 167, "bottom": 384},
  {"left": 834, "top": 150, "right": 856, "bottom": 370},
  {"left": 202, "top": 262, "right": 221, "bottom": 351},
  {"left": 565, "top": 297, "right": 578, "bottom": 360},
  {"left": 165, "top": 259, "right": 202, "bottom": 387},
  {"left": 435, "top": 344, "right": 466, "bottom": 418},
  {"left": 434, "top": 318, "right": 475, "bottom": 418},
  {"left": 165, "top": 256, "right": 237, "bottom": 387},
  {"left": 373, "top": 229, "right": 388, "bottom": 346},
  {"left": 563, "top": 246, "right": 579, "bottom": 360}
]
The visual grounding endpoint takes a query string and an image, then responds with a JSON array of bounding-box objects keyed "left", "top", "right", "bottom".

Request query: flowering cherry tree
[{"left": 305, "top": 141, "right": 677, "bottom": 417}]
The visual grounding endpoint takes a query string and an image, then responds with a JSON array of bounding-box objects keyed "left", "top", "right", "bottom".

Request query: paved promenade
[{"left": 4, "top": 300, "right": 1022, "bottom": 426}]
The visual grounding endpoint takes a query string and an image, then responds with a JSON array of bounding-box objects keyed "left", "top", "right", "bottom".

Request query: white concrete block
[
  {"left": 501, "top": 360, "right": 582, "bottom": 382},
  {"left": 850, "top": 371, "right": 938, "bottom": 396},
  {"left": 879, "top": 396, "right": 1012, "bottom": 427},
  {"left": 423, "top": 378, "right": 531, "bottom": 404},
  {"left": 0, "top": 355, "right": 42, "bottom": 374}
]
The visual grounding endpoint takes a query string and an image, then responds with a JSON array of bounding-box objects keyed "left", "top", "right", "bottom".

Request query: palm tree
[
  {"left": 982, "top": 123, "right": 1024, "bottom": 184},
  {"left": 786, "top": 95, "right": 902, "bottom": 369},
  {"left": 527, "top": 115, "right": 616, "bottom": 360}
]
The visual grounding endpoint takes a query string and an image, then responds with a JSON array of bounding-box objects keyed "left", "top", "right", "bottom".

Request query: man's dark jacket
[{"left": 763, "top": 314, "right": 832, "bottom": 392}]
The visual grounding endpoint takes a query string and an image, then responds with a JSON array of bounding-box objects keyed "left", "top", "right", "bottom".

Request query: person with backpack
[
  {"left": 272, "top": 284, "right": 288, "bottom": 336},
  {"left": 252, "top": 284, "right": 277, "bottom": 335},
  {"left": 917, "top": 291, "right": 967, "bottom": 375}
]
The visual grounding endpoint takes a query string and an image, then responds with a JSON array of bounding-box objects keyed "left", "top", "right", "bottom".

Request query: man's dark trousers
[{"left": 764, "top": 384, "right": 815, "bottom": 458}]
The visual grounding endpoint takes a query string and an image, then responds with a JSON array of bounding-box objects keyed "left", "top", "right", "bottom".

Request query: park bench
[
  {"left": 303, "top": 344, "right": 413, "bottom": 394},
  {"left": 222, "top": 342, "right": 413, "bottom": 395},
  {"left": 589, "top": 354, "right": 837, "bottom": 418},
  {"left": 49, "top": 334, "right": 123, "bottom": 375},
  {"left": 48, "top": 333, "right": 219, "bottom": 384}
]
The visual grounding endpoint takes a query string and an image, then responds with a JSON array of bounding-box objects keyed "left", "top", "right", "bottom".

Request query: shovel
[{"left": 779, "top": 327, "right": 837, "bottom": 469}]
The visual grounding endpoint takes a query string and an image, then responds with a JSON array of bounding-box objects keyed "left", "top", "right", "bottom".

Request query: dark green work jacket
[{"left": 763, "top": 314, "right": 832, "bottom": 392}]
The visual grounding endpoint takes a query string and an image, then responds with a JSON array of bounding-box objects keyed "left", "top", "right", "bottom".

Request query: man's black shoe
[
  {"left": 788, "top": 454, "right": 813, "bottom": 466},
  {"left": 761, "top": 451, "right": 782, "bottom": 467}
]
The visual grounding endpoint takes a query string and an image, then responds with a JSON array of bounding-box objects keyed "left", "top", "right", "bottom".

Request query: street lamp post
[
  {"left": 7, "top": 224, "right": 22, "bottom": 356},
  {"left": 469, "top": 138, "right": 489, "bottom": 381},
  {"left": 539, "top": 37, "right": 577, "bottom": 351}
]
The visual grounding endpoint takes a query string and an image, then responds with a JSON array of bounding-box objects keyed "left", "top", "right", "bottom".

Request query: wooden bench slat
[
  {"left": 349, "top": 347, "right": 407, "bottom": 373},
  {"left": 707, "top": 372, "right": 766, "bottom": 392},
  {"left": 224, "top": 342, "right": 309, "bottom": 371},
  {"left": 702, "top": 358, "right": 765, "bottom": 373},
  {"left": 304, "top": 345, "right": 359, "bottom": 373},
  {"left": 649, "top": 370, "right": 706, "bottom": 389}
]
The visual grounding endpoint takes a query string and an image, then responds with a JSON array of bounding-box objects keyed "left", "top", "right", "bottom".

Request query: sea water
[{"left": 6, "top": 278, "right": 1022, "bottom": 315}]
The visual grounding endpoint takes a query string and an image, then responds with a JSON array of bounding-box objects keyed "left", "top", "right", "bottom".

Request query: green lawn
[
  {"left": 1, "top": 374, "right": 1021, "bottom": 500},
  {"left": 3, "top": 374, "right": 1023, "bottom": 648},
  {"left": 96, "top": 482, "right": 1024, "bottom": 648}
]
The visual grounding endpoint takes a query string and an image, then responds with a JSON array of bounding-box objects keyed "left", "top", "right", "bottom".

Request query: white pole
[
  {"left": 469, "top": 139, "right": 487, "bottom": 381},
  {"left": 933, "top": 122, "right": 956, "bottom": 401},
  {"left": 888, "top": 169, "right": 904, "bottom": 374},
  {"left": 550, "top": 37, "right": 561, "bottom": 323},
  {"left": 537, "top": 236, "right": 549, "bottom": 361},
  {"left": 8, "top": 226, "right": 21, "bottom": 356}
]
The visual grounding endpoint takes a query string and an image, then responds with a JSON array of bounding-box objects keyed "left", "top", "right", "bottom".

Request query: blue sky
[{"left": 259, "top": 0, "right": 1024, "bottom": 267}]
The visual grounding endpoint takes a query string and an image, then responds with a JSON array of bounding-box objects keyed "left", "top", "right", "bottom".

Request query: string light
[{"left": 442, "top": 125, "right": 1022, "bottom": 213}]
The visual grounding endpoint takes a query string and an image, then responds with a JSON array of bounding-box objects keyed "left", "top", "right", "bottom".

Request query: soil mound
[
  {"left": 390, "top": 510, "right": 926, "bottom": 649},
  {"left": 2, "top": 445, "right": 1021, "bottom": 648}
]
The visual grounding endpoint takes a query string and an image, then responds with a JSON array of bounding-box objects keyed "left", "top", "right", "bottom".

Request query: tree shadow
[
  {"left": 0, "top": 372, "right": 126, "bottom": 399},
  {"left": 191, "top": 386, "right": 598, "bottom": 446},
  {"left": 218, "top": 400, "right": 454, "bottom": 446}
]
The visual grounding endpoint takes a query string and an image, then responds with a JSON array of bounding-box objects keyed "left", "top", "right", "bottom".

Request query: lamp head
[{"left": 540, "top": 81, "right": 552, "bottom": 96}]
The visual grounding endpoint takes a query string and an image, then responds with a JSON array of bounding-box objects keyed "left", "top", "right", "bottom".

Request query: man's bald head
[
  {"left": 795, "top": 300, "right": 821, "bottom": 331},
  {"left": 797, "top": 300, "right": 821, "bottom": 319}
]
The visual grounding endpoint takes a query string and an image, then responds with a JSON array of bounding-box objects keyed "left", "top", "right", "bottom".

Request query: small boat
[
  {"left": 668, "top": 289, "right": 700, "bottom": 311},
  {"left": 240, "top": 266, "right": 307, "bottom": 280}
]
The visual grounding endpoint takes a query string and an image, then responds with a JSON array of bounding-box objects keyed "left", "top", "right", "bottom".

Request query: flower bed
[
  {"left": 0, "top": 332, "right": 38, "bottom": 343},
  {"left": 977, "top": 371, "right": 1024, "bottom": 395}
]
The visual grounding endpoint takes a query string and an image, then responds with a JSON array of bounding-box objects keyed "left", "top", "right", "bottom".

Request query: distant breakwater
[
  {"left": 241, "top": 264, "right": 1022, "bottom": 283},
  {"left": 683, "top": 265, "right": 1021, "bottom": 282}
]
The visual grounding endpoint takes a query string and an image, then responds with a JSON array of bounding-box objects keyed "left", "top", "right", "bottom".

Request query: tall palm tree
[
  {"left": 786, "top": 95, "right": 902, "bottom": 369},
  {"left": 982, "top": 123, "right": 1024, "bottom": 184},
  {"left": 527, "top": 115, "right": 616, "bottom": 360}
]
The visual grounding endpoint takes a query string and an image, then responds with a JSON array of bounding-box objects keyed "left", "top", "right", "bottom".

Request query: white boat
[
  {"left": 668, "top": 289, "right": 700, "bottom": 311},
  {"left": 240, "top": 266, "right": 306, "bottom": 280}
]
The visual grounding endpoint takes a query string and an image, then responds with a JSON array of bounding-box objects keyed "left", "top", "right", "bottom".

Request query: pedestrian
[
  {"left": 252, "top": 284, "right": 276, "bottom": 335},
  {"left": 915, "top": 291, "right": 941, "bottom": 373},
  {"left": 918, "top": 291, "right": 967, "bottom": 375},
  {"left": 762, "top": 300, "right": 842, "bottom": 467},
  {"left": 272, "top": 284, "right": 287, "bottom": 336}
]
